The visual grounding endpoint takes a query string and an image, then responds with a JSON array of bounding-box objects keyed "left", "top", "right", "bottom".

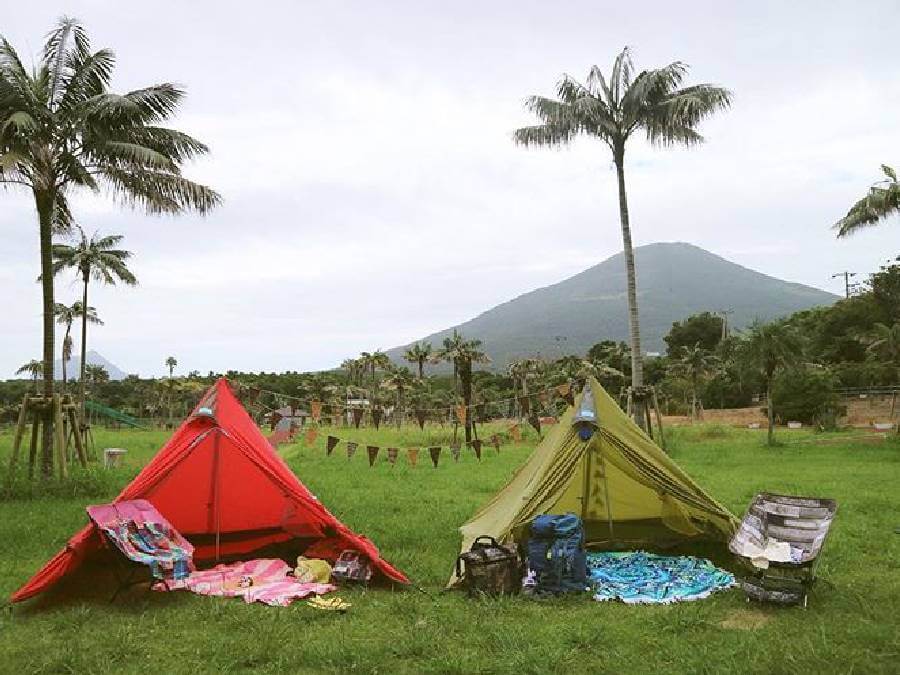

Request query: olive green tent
[{"left": 451, "top": 377, "right": 737, "bottom": 585}]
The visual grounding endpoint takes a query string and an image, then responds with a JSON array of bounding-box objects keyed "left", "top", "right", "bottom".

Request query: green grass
[{"left": 0, "top": 424, "right": 898, "bottom": 674}]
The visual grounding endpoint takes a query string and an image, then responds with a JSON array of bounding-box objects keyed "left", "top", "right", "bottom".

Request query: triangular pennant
[
  {"left": 352, "top": 408, "right": 363, "bottom": 428},
  {"left": 407, "top": 447, "right": 419, "bottom": 467},
  {"left": 455, "top": 405, "right": 467, "bottom": 425},
  {"left": 509, "top": 424, "right": 522, "bottom": 443},
  {"left": 346, "top": 441, "right": 358, "bottom": 460},
  {"left": 310, "top": 400, "right": 322, "bottom": 422},
  {"left": 387, "top": 447, "right": 399, "bottom": 465},
  {"left": 372, "top": 408, "right": 382, "bottom": 430},
  {"left": 450, "top": 442, "right": 461, "bottom": 462},
  {"left": 326, "top": 435, "right": 339, "bottom": 456},
  {"left": 528, "top": 412, "right": 541, "bottom": 434},
  {"left": 304, "top": 426, "right": 319, "bottom": 446},
  {"left": 490, "top": 434, "right": 500, "bottom": 452},
  {"left": 518, "top": 395, "right": 531, "bottom": 416},
  {"left": 471, "top": 439, "right": 482, "bottom": 461},
  {"left": 367, "top": 445, "right": 380, "bottom": 467},
  {"left": 429, "top": 446, "right": 442, "bottom": 468},
  {"left": 414, "top": 409, "right": 427, "bottom": 430}
]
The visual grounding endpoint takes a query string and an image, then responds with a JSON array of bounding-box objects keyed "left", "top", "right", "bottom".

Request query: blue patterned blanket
[{"left": 587, "top": 551, "right": 734, "bottom": 604}]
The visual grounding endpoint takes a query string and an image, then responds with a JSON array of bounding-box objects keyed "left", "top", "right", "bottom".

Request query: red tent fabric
[{"left": 11, "top": 378, "right": 408, "bottom": 603}]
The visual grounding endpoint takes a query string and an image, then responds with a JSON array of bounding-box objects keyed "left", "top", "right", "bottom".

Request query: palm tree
[
  {"left": 381, "top": 366, "right": 415, "bottom": 428},
  {"left": 514, "top": 48, "right": 731, "bottom": 428},
  {"left": 0, "top": 18, "right": 220, "bottom": 474},
  {"left": 669, "top": 343, "right": 719, "bottom": 421},
  {"left": 370, "top": 350, "right": 390, "bottom": 382},
  {"left": 437, "top": 334, "right": 490, "bottom": 443},
  {"left": 866, "top": 321, "right": 900, "bottom": 381},
  {"left": 165, "top": 355, "right": 177, "bottom": 377},
  {"left": 432, "top": 330, "right": 467, "bottom": 392},
  {"left": 738, "top": 322, "right": 804, "bottom": 446},
  {"left": 403, "top": 342, "right": 432, "bottom": 379},
  {"left": 54, "top": 301, "right": 102, "bottom": 390},
  {"left": 834, "top": 165, "right": 899, "bottom": 237},
  {"left": 84, "top": 363, "right": 109, "bottom": 384},
  {"left": 51, "top": 227, "right": 137, "bottom": 422},
  {"left": 16, "top": 359, "right": 44, "bottom": 393}
]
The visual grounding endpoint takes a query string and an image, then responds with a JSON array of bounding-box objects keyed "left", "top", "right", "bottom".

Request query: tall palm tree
[
  {"left": 738, "top": 322, "right": 804, "bottom": 446},
  {"left": 54, "top": 300, "right": 102, "bottom": 390},
  {"left": 514, "top": 48, "right": 731, "bottom": 428},
  {"left": 866, "top": 321, "right": 900, "bottom": 381},
  {"left": 16, "top": 359, "right": 44, "bottom": 393},
  {"left": 432, "top": 330, "right": 467, "bottom": 392},
  {"left": 834, "top": 165, "right": 899, "bottom": 237},
  {"left": 669, "top": 343, "right": 719, "bottom": 421},
  {"left": 51, "top": 227, "right": 137, "bottom": 421},
  {"left": 0, "top": 18, "right": 220, "bottom": 474},
  {"left": 381, "top": 366, "right": 415, "bottom": 428},
  {"left": 165, "top": 355, "right": 177, "bottom": 377},
  {"left": 403, "top": 342, "right": 432, "bottom": 379},
  {"left": 370, "top": 350, "right": 390, "bottom": 382},
  {"left": 437, "top": 334, "right": 490, "bottom": 443}
]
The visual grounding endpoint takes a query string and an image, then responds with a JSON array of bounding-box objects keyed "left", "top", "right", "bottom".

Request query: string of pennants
[{"left": 317, "top": 431, "right": 512, "bottom": 468}]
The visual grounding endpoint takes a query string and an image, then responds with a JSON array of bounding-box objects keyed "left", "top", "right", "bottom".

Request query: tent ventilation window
[{"left": 572, "top": 384, "right": 599, "bottom": 441}]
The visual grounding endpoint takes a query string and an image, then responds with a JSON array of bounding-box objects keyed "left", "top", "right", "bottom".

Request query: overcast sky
[{"left": 2, "top": 1, "right": 897, "bottom": 378}]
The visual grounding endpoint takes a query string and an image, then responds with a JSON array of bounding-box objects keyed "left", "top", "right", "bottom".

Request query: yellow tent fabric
[{"left": 450, "top": 377, "right": 737, "bottom": 585}]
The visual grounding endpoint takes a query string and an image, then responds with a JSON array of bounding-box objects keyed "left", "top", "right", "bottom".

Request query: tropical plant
[
  {"left": 432, "top": 330, "right": 467, "bottom": 391},
  {"left": 668, "top": 343, "right": 719, "bottom": 421},
  {"left": 437, "top": 334, "right": 490, "bottom": 443},
  {"left": 165, "top": 355, "right": 177, "bottom": 377},
  {"left": 51, "top": 226, "right": 137, "bottom": 421},
  {"left": 380, "top": 366, "right": 416, "bottom": 427},
  {"left": 834, "top": 165, "right": 900, "bottom": 237},
  {"left": 16, "top": 359, "right": 44, "bottom": 392},
  {"left": 84, "top": 362, "right": 109, "bottom": 384},
  {"left": 403, "top": 342, "right": 433, "bottom": 379},
  {"left": 865, "top": 321, "right": 900, "bottom": 380},
  {"left": 738, "top": 322, "right": 804, "bottom": 446},
  {"left": 54, "top": 300, "right": 102, "bottom": 389},
  {"left": 514, "top": 48, "right": 731, "bottom": 428},
  {"left": 0, "top": 17, "right": 220, "bottom": 474}
]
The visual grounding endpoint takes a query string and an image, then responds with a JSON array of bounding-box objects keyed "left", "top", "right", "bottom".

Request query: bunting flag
[
  {"left": 518, "top": 395, "right": 531, "bottom": 416},
  {"left": 372, "top": 408, "right": 383, "bottom": 430},
  {"left": 414, "top": 409, "right": 427, "bottom": 430},
  {"left": 367, "top": 445, "right": 380, "bottom": 467},
  {"left": 304, "top": 426, "right": 318, "bottom": 446},
  {"left": 429, "top": 446, "right": 442, "bottom": 468},
  {"left": 326, "top": 435, "right": 339, "bottom": 456},
  {"left": 310, "top": 400, "right": 322, "bottom": 422},
  {"left": 387, "top": 447, "right": 399, "bottom": 465},
  {"left": 450, "top": 442, "right": 461, "bottom": 462},
  {"left": 455, "top": 405, "right": 467, "bottom": 425},
  {"left": 490, "top": 434, "right": 501, "bottom": 452},
  {"left": 347, "top": 441, "right": 358, "bottom": 460},
  {"left": 407, "top": 448, "right": 419, "bottom": 467},
  {"left": 509, "top": 424, "right": 522, "bottom": 443},
  {"left": 352, "top": 408, "right": 363, "bottom": 429},
  {"left": 269, "top": 411, "right": 283, "bottom": 431},
  {"left": 528, "top": 413, "right": 542, "bottom": 434},
  {"left": 471, "top": 439, "right": 482, "bottom": 461}
]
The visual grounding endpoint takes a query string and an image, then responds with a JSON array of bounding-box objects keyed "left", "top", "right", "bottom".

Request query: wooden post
[
  {"left": 27, "top": 411, "right": 39, "bottom": 480},
  {"left": 54, "top": 395, "right": 68, "bottom": 479},
  {"left": 652, "top": 387, "right": 667, "bottom": 452},
  {"left": 9, "top": 394, "right": 29, "bottom": 473},
  {"left": 68, "top": 406, "right": 88, "bottom": 468}
]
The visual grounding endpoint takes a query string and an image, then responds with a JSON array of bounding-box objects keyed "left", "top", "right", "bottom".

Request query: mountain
[
  {"left": 387, "top": 242, "right": 838, "bottom": 368},
  {"left": 54, "top": 350, "right": 128, "bottom": 381}
]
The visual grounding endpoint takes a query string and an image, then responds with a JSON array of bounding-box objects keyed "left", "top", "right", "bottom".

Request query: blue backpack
[{"left": 527, "top": 513, "right": 587, "bottom": 594}]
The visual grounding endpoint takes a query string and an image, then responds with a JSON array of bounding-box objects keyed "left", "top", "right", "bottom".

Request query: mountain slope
[
  {"left": 54, "top": 350, "right": 128, "bottom": 381},
  {"left": 387, "top": 242, "right": 838, "bottom": 368}
]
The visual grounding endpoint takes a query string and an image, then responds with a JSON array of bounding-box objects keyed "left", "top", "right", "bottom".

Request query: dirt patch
[{"left": 719, "top": 609, "right": 773, "bottom": 631}]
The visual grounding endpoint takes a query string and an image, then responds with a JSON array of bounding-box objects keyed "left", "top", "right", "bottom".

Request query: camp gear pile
[
  {"left": 160, "top": 558, "right": 335, "bottom": 607},
  {"left": 331, "top": 550, "right": 373, "bottom": 584},
  {"left": 451, "top": 377, "right": 737, "bottom": 587},
  {"left": 526, "top": 513, "right": 587, "bottom": 595},
  {"left": 87, "top": 500, "right": 194, "bottom": 583},
  {"left": 730, "top": 492, "right": 837, "bottom": 606},
  {"left": 456, "top": 536, "right": 521, "bottom": 597},
  {"left": 587, "top": 551, "right": 734, "bottom": 604},
  {"left": 11, "top": 378, "right": 407, "bottom": 604}
]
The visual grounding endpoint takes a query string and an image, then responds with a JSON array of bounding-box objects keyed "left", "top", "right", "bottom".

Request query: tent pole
[
  {"left": 580, "top": 438, "right": 592, "bottom": 525},
  {"left": 211, "top": 429, "right": 222, "bottom": 562},
  {"left": 600, "top": 450, "right": 614, "bottom": 544}
]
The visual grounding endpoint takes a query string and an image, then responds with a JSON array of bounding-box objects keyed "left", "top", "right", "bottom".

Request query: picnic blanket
[
  {"left": 159, "top": 558, "right": 335, "bottom": 607},
  {"left": 587, "top": 551, "right": 734, "bottom": 604}
]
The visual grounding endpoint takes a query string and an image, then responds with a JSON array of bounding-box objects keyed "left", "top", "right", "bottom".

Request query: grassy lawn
[{"left": 0, "top": 423, "right": 897, "bottom": 674}]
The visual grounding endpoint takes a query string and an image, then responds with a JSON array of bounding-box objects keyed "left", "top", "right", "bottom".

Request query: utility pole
[{"left": 831, "top": 271, "right": 857, "bottom": 299}]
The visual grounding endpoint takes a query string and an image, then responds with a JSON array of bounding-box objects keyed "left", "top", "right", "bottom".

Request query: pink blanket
[{"left": 159, "top": 558, "right": 335, "bottom": 607}]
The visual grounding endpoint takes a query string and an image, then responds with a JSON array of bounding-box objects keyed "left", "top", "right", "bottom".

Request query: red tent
[{"left": 11, "top": 378, "right": 408, "bottom": 603}]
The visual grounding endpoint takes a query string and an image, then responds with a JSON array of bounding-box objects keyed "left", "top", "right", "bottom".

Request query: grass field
[{"left": 0, "top": 423, "right": 898, "bottom": 674}]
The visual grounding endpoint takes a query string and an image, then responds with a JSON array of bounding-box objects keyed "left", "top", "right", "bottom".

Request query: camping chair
[
  {"left": 86, "top": 500, "right": 195, "bottom": 601},
  {"left": 729, "top": 493, "right": 837, "bottom": 607}
]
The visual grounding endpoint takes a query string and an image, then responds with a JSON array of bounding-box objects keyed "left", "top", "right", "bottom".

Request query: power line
[{"left": 831, "top": 271, "right": 857, "bottom": 299}]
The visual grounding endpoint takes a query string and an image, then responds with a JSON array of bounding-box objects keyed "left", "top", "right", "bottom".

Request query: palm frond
[
  {"left": 834, "top": 166, "right": 900, "bottom": 237},
  {"left": 99, "top": 166, "right": 222, "bottom": 214}
]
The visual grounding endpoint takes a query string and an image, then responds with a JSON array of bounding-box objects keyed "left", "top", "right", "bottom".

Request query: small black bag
[{"left": 455, "top": 536, "right": 521, "bottom": 597}]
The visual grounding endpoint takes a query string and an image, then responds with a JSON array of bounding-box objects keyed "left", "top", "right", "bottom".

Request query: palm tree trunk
[
  {"left": 79, "top": 272, "right": 89, "bottom": 427},
  {"left": 418, "top": 359, "right": 424, "bottom": 379},
  {"left": 62, "top": 323, "right": 71, "bottom": 392},
  {"left": 36, "top": 191, "right": 56, "bottom": 477},
  {"left": 766, "top": 380, "right": 775, "bottom": 446},
  {"left": 613, "top": 145, "right": 645, "bottom": 430},
  {"left": 461, "top": 362, "right": 473, "bottom": 444}
]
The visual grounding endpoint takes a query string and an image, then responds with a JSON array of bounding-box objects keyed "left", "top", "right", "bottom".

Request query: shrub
[{"left": 772, "top": 366, "right": 840, "bottom": 426}]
